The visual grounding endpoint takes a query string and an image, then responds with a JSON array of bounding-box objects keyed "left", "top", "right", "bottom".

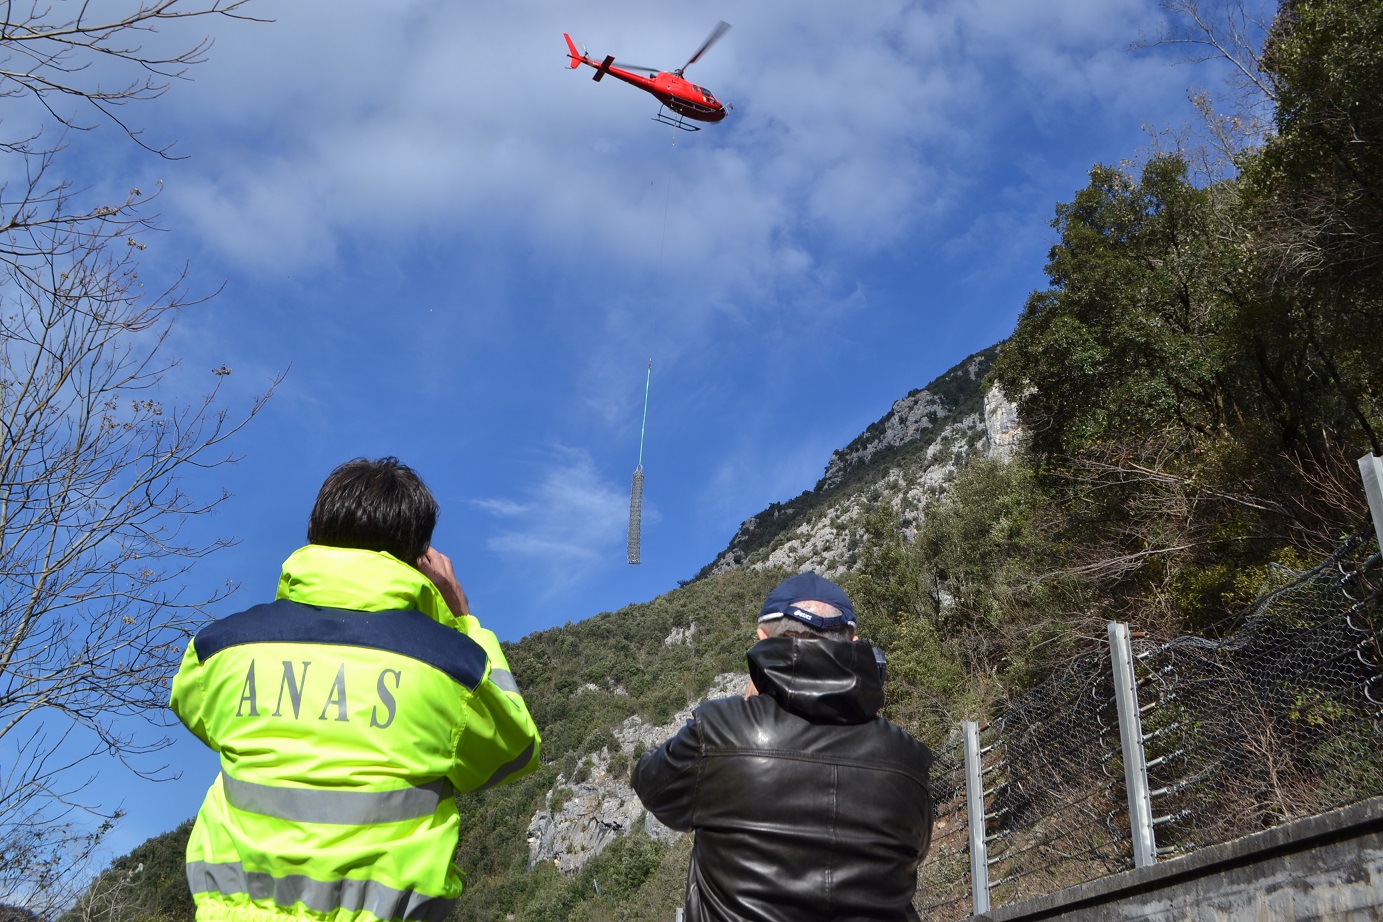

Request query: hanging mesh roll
[
  {"left": 627, "top": 468, "right": 644, "bottom": 564},
  {"left": 628, "top": 360, "right": 652, "bottom": 565}
]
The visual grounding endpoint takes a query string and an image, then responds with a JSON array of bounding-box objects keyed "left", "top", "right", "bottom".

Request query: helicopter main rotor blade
[
  {"left": 611, "top": 60, "right": 662, "bottom": 74},
  {"left": 682, "top": 20, "right": 730, "bottom": 72}
]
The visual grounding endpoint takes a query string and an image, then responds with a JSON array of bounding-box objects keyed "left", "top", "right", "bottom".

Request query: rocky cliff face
[
  {"left": 702, "top": 413, "right": 1017, "bottom": 584},
  {"left": 738, "top": 388, "right": 1016, "bottom": 579},
  {"left": 817, "top": 387, "right": 950, "bottom": 491},
  {"left": 525, "top": 671, "right": 745, "bottom": 872},
  {"left": 817, "top": 349, "right": 994, "bottom": 491},
  {"left": 698, "top": 347, "right": 1010, "bottom": 581},
  {"left": 984, "top": 385, "right": 1021, "bottom": 460}
]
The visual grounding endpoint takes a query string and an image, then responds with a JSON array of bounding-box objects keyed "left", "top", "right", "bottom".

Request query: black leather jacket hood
[{"left": 748, "top": 636, "right": 885, "bottom": 724}]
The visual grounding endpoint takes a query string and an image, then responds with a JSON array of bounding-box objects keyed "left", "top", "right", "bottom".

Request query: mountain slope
[{"left": 700, "top": 344, "right": 1016, "bottom": 578}]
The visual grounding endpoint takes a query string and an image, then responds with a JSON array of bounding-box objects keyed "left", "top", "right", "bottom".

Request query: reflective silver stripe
[
  {"left": 489, "top": 667, "right": 519, "bottom": 694},
  {"left": 472, "top": 740, "right": 536, "bottom": 792},
  {"left": 187, "top": 860, "right": 455, "bottom": 922},
  {"left": 222, "top": 773, "right": 453, "bottom": 825}
]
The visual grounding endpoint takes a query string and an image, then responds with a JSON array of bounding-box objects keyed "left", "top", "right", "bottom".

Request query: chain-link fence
[{"left": 915, "top": 522, "right": 1383, "bottom": 919}]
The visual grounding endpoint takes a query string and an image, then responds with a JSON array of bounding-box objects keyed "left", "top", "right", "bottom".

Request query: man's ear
[{"left": 756, "top": 627, "right": 769, "bottom": 641}]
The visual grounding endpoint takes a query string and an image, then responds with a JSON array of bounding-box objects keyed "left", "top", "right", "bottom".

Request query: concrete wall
[{"left": 976, "top": 797, "right": 1383, "bottom": 922}]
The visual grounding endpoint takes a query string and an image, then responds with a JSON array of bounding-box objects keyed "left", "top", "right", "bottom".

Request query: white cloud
[
  {"left": 156, "top": 0, "right": 1190, "bottom": 307},
  {"left": 473, "top": 446, "right": 633, "bottom": 588}
]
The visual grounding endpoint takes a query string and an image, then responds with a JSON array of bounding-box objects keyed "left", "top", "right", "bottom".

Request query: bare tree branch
[
  {"left": 0, "top": 2, "right": 272, "bottom": 912},
  {"left": 0, "top": 0, "right": 270, "bottom": 158},
  {"left": 1133, "top": 0, "right": 1279, "bottom": 163}
]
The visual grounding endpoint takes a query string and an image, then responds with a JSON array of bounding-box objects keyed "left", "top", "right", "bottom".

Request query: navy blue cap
[{"left": 758, "top": 571, "right": 857, "bottom": 630}]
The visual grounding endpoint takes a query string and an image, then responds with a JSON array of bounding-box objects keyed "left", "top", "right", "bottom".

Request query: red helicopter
[{"left": 563, "top": 22, "right": 731, "bottom": 131}]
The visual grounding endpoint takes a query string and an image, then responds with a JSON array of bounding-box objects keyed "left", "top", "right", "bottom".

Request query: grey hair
[{"left": 759, "top": 600, "right": 855, "bottom": 643}]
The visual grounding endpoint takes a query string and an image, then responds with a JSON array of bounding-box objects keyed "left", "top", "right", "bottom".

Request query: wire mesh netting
[
  {"left": 914, "top": 742, "right": 972, "bottom": 920},
  {"left": 913, "top": 524, "right": 1383, "bottom": 919},
  {"left": 1134, "top": 527, "right": 1383, "bottom": 855},
  {"left": 627, "top": 468, "right": 644, "bottom": 565}
]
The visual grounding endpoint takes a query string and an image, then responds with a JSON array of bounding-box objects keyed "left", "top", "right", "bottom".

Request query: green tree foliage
[
  {"left": 1255, "top": 0, "right": 1383, "bottom": 283},
  {"left": 847, "top": 457, "right": 1086, "bottom": 735},
  {"left": 989, "top": 0, "right": 1380, "bottom": 631},
  {"left": 62, "top": 822, "right": 194, "bottom": 922},
  {"left": 994, "top": 155, "right": 1265, "bottom": 458},
  {"left": 996, "top": 152, "right": 1376, "bottom": 467},
  {"left": 846, "top": 505, "right": 966, "bottom": 744},
  {"left": 1242, "top": 0, "right": 1383, "bottom": 451}
]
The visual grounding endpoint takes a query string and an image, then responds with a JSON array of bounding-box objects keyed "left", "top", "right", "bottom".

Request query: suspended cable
[{"left": 629, "top": 128, "right": 675, "bottom": 566}]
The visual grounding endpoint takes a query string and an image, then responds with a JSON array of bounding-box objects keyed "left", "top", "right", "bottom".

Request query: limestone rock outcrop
[{"left": 526, "top": 673, "right": 746, "bottom": 874}]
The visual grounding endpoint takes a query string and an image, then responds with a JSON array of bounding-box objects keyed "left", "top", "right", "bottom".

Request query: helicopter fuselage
[{"left": 607, "top": 68, "right": 726, "bottom": 122}]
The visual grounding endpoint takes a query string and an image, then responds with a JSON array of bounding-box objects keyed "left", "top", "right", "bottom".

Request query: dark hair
[{"left": 307, "top": 457, "right": 438, "bottom": 563}]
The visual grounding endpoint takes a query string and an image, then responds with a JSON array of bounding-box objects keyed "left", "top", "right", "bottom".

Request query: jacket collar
[
  {"left": 747, "top": 637, "right": 885, "bottom": 725},
  {"left": 275, "top": 545, "right": 460, "bottom": 628}
]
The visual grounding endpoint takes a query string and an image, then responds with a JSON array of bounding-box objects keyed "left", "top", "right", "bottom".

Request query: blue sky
[{"left": 59, "top": 0, "right": 1245, "bottom": 861}]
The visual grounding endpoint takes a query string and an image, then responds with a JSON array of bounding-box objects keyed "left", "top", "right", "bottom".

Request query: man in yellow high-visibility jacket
[{"left": 171, "top": 457, "right": 541, "bottom": 922}]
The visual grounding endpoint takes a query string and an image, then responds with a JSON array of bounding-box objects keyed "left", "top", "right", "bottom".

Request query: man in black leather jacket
[{"left": 633, "top": 571, "right": 934, "bottom": 921}]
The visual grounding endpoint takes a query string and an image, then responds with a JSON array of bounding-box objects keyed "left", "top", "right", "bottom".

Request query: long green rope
[{"left": 636, "top": 359, "right": 652, "bottom": 470}]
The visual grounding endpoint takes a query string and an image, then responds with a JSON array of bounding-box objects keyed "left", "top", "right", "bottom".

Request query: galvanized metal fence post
[
  {"left": 1108, "top": 621, "right": 1157, "bottom": 868},
  {"left": 1359, "top": 453, "right": 1383, "bottom": 552},
  {"left": 962, "top": 719, "right": 991, "bottom": 913}
]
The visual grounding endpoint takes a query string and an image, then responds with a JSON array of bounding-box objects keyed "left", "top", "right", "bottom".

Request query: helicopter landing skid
[{"left": 653, "top": 108, "right": 700, "bottom": 132}]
